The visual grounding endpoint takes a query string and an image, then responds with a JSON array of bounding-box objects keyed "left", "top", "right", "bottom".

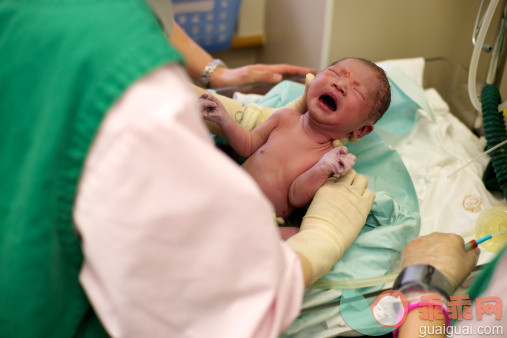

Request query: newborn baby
[{"left": 200, "top": 58, "right": 390, "bottom": 219}]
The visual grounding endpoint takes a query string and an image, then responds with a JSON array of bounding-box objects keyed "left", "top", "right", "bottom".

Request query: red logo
[{"left": 370, "top": 290, "right": 408, "bottom": 327}]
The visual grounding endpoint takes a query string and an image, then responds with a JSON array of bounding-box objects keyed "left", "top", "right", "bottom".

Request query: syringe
[{"left": 464, "top": 228, "right": 507, "bottom": 251}]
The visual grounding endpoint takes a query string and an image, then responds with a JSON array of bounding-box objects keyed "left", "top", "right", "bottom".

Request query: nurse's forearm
[
  {"left": 397, "top": 307, "right": 446, "bottom": 338},
  {"left": 170, "top": 22, "right": 213, "bottom": 82},
  {"left": 294, "top": 252, "right": 314, "bottom": 287}
]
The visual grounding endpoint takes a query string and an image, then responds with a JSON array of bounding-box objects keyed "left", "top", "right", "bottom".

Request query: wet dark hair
[{"left": 329, "top": 58, "right": 391, "bottom": 123}]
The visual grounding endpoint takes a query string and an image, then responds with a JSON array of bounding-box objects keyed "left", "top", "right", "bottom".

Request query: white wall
[
  {"left": 213, "top": 0, "right": 327, "bottom": 69},
  {"left": 259, "top": 0, "right": 327, "bottom": 70}
]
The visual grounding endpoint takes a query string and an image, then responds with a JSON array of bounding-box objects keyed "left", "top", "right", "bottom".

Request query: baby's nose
[{"left": 334, "top": 83, "right": 347, "bottom": 96}]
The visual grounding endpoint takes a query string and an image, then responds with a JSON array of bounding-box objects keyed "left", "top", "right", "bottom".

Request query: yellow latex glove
[
  {"left": 286, "top": 170, "right": 375, "bottom": 286},
  {"left": 193, "top": 73, "right": 315, "bottom": 136}
]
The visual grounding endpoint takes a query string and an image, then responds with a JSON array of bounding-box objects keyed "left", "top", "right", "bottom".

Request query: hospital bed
[{"left": 211, "top": 56, "right": 507, "bottom": 337}]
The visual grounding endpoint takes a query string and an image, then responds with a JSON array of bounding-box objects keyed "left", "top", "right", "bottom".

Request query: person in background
[
  {"left": 145, "top": 0, "right": 318, "bottom": 135},
  {"left": 170, "top": 21, "right": 316, "bottom": 88},
  {"left": 144, "top": 0, "right": 316, "bottom": 138}
]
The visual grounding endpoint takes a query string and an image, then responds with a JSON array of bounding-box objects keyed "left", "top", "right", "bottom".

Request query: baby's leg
[{"left": 279, "top": 226, "right": 300, "bottom": 241}]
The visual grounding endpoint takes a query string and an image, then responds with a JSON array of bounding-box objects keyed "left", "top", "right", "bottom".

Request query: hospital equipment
[
  {"left": 172, "top": 0, "right": 242, "bottom": 52},
  {"left": 465, "top": 231, "right": 503, "bottom": 251},
  {"left": 469, "top": 0, "right": 507, "bottom": 199},
  {"left": 475, "top": 205, "right": 507, "bottom": 252},
  {"left": 446, "top": 139, "right": 507, "bottom": 178}
]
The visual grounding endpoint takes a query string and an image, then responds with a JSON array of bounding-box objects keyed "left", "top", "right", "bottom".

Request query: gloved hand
[
  {"left": 277, "top": 73, "right": 315, "bottom": 116},
  {"left": 192, "top": 73, "right": 315, "bottom": 136},
  {"left": 332, "top": 137, "right": 362, "bottom": 148},
  {"left": 402, "top": 232, "right": 479, "bottom": 292},
  {"left": 286, "top": 170, "right": 375, "bottom": 286}
]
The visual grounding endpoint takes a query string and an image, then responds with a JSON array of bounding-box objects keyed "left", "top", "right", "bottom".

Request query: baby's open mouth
[{"left": 319, "top": 94, "right": 337, "bottom": 111}]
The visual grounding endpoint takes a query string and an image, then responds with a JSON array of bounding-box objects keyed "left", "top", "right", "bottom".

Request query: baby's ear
[{"left": 352, "top": 122, "right": 373, "bottom": 139}]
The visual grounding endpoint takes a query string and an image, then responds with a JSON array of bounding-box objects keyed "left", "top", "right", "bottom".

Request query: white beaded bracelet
[{"left": 199, "top": 59, "right": 226, "bottom": 88}]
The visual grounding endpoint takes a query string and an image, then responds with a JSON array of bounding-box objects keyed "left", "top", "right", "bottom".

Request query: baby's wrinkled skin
[{"left": 200, "top": 58, "right": 378, "bottom": 218}]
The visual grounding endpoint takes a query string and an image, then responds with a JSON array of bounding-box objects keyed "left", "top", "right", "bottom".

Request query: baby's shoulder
[{"left": 272, "top": 108, "right": 303, "bottom": 122}]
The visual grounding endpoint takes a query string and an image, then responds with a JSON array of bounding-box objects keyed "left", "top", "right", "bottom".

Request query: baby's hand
[
  {"left": 319, "top": 146, "right": 356, "bottom": 176},
  {"left": 199, "top": 93, "right": 228, "bottom": 125}
]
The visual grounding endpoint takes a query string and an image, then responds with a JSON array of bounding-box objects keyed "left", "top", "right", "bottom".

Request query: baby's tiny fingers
[
  {"left": 344, "top": 156, "right": 356, "bottom": 168},
  {"left": 199, "top": 92, "right": 215, "bottom": 100},
  {"left": 199, "top": 99, "right": 217, "bottom": 109},
  {"left": 334, "top": 161, "right": 346, "bottom": 173}
]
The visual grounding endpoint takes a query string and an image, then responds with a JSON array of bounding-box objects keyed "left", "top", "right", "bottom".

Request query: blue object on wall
[{"left": 172, "top": 0, "right": 242, "bottom": 52}]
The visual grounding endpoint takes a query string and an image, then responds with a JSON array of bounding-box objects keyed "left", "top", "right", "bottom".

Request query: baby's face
[{"left": 306, "top": 59, "right": 377, "bottom": 138}]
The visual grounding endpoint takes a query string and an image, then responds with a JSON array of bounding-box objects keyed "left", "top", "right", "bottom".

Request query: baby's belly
[
  {"left": 242, "top": 158, "right": 295, "bottom": 218},
  {"left": 259, "top": 180, "right": 294, "bottom": 218}
]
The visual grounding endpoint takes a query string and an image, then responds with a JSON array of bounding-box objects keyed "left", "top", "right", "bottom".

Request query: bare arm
[
  {"left": 169, "top": 22, "right": 213, "bottom": 82},
  {"left": 169, "top": 22, "right": 315, "bottom": 88},
  {"left": 199, "top": 93, "right": 279, "bottom": 157},
  {"left": 397, "top": 303, "right": 446, "bottom": 338},
  {"left": 288, "top": 147, "right": 356, "bottom": 207}
]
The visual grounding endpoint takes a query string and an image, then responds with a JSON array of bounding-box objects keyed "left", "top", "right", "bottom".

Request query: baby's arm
[
  {"left": 199, "top": 93, "right": 280, "bottom": 157},
  {"left": 288, "top": 147, "right": 356, "bottom": 207}
]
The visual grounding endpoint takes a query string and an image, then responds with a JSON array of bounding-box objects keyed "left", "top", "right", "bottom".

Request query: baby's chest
[{"left": 264, "top": 132, "right": 328, "bottom": 173}]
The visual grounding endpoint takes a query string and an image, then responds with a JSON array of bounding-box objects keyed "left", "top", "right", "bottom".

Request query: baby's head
[
  {"left": 306, "top": 57, "right": 391, "bottom": 140},
  {"left": 336, "top": 58, "right": 391, "bottom": 124}
]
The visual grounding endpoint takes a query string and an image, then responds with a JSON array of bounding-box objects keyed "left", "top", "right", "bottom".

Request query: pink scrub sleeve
[{"left": 73, "top": 64, "right": 304, "bottom": 338}]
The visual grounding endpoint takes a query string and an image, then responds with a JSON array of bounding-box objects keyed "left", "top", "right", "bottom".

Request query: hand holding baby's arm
[
  {"left": 199, "top": 93, "right": 279, "bottom": 157},
  {"left": 193, "top": 73, "right": 315, "bottom": 136},
  {"left": 287, "top": 171, "right": 375, "bottom": 285},
  {"left": 318, "top": 146, "right": 356, "bottom": 176}
]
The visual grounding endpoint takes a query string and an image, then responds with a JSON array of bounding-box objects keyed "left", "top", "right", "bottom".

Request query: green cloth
[
  {"left": 468, "top": 244, "right": 507, "bottom": 303},
  {"left": 0, "top": 1, "right": 183, "bottom": 337}
]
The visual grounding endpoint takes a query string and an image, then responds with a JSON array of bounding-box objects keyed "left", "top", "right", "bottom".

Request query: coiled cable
[{"left": 480, "top": 84, "right": 507, "bottom": 198}]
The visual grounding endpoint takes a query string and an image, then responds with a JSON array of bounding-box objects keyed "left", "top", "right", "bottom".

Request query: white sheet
[{"left": 385, "top": 59, "right": 505, "bottom": 266}]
